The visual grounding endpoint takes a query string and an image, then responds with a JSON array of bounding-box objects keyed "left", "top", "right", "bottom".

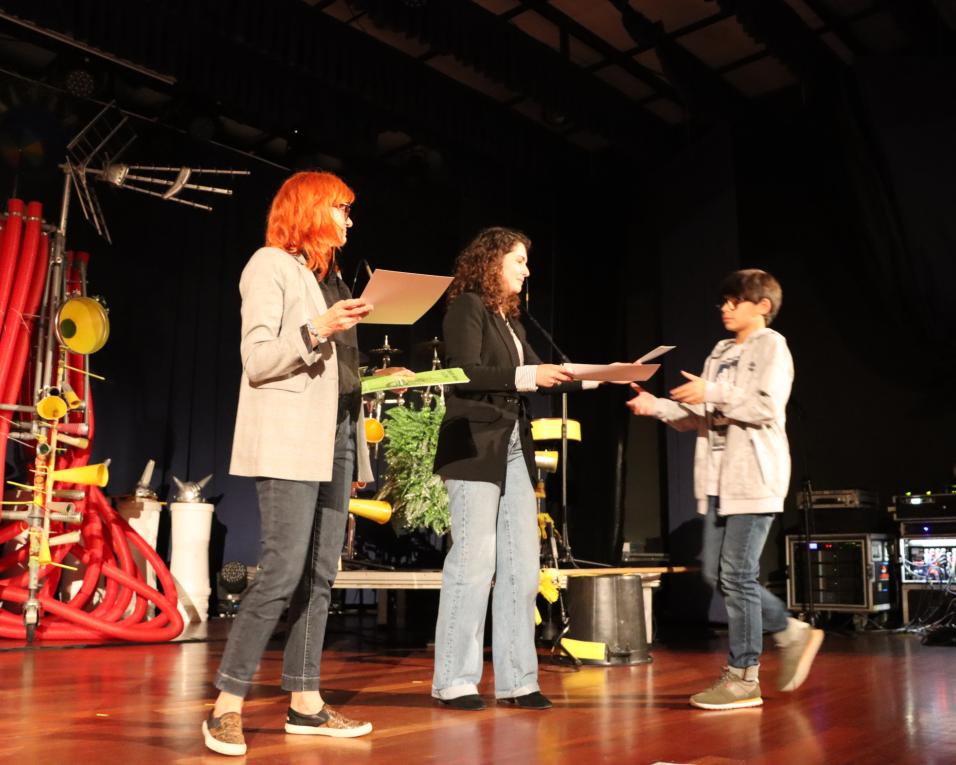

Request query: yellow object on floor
[{"left": 560, "top": 637, "right": 608, "bottom": 663}]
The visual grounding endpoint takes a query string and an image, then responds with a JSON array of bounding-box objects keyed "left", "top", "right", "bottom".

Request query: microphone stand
[{"left": 522, "top": 308, "right": 605, "bottom": 569}]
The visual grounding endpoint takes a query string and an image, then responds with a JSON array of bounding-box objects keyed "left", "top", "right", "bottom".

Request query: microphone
[{"left": 351, "top": 258, "right": 374, "bottom": 295}]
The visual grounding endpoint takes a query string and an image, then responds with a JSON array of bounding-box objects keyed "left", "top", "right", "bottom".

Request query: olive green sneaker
[
  {"left": 774, "top": 617, "right": 824, "bottom": 692},
  {"left": 689, "top": 665, "right": 762, "bottom": 710}
]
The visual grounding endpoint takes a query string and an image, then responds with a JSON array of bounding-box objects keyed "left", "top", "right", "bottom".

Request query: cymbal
[
  {"left": 368, "top": 345, "right": 402, "bottom": 356},
  {"left": 413, "top": 338, "right": 445, "bottom": 355}
]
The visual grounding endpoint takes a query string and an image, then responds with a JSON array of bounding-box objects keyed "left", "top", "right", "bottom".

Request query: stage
[
  {"left": 333, "top": 567, "right": 690, "bottom": 642},
  {"left": 2, "top": 619, "right": 953, "bottom": 765}
]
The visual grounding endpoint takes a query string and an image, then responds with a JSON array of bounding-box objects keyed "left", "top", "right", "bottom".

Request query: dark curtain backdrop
[
  {"left": 621, "top": 57, "right": 956, "bottom": 625},
  {"left": 4, "top": 53, "right": 952, "bottom": 593},
  {"left": 1, "top": 120, "right": 626, "bottom": 567},
  {"left": 628, "top": 125, "right": 740, "bottom": 624}
]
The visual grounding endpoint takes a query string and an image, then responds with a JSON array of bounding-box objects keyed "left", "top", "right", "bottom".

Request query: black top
[
  {"left": 316, "top": 266, "right": 361, "bottom": 398},
  {"left": 433, "top": 291, "right": 580, "bottom": 487}
]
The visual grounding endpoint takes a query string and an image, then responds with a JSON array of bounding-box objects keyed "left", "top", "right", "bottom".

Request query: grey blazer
[{"left": 229, "top": 246, "right": 373, "bottom": 483}]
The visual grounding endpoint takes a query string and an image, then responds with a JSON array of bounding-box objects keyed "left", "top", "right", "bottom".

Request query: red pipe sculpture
[
  {"left": 0, "top": 198, "right": 24, "bottom": 324},
  {"left": 0, "top": 214, "right": 183, "bottom": 642}
]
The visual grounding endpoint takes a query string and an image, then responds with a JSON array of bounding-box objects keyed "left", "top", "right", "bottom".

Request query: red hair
[{"left": 265, "top": 171, "right": 354, "bottom": 277}]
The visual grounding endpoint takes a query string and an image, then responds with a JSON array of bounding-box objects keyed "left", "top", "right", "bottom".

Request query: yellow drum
[
  {"left": 534, "top": 450, "right": 559, "bottom": 473},
  {"left": 531, "top": 418, "right": 581, "bottom": 442},
  {"left": 55, "top": 296, "right": 110, "bottom": 354}
]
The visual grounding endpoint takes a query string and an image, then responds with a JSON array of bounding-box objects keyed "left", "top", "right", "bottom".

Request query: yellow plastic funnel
[
  {"left": 50, "top": 462, "right": 109, "bottom": 487},
  {"left": 348, "top": 498, "right": 392, "bottom": 524}
]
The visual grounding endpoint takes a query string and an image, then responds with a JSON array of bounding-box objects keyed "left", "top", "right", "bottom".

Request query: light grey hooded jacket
[{"left": 654, "top": 327, "right": 793, "bottom": 516}]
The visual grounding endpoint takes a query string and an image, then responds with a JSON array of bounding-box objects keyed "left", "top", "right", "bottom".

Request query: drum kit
[
  {"left": 361, "top": 334, "right": 446, "bottom": 448},
  {"left": 343, "top": 334, "right": 449, "bottom": 568},
  {"left": 358, "top": 331, "right": 586, "bottom": 569}
]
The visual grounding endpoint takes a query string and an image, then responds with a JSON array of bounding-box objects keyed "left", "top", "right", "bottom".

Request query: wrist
[{"left": 306, "top": 319, "right": 327, "bottom": 345}]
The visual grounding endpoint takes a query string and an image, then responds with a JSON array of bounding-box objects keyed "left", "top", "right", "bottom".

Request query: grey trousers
[{"left": 215, "top": 411, "right": 354, "bottom": 697}]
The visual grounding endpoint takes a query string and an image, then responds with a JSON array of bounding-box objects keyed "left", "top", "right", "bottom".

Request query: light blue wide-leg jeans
[{"left": 432, "top": 424, "right": 540, "bottom": 700}]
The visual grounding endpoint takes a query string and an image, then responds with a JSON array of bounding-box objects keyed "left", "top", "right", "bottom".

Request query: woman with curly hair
[
  {"left": 431, "top": 226, "right": 587, "bottom": 711},
  {"left": 202, "top": 171, "right": 405, "bottom": 755}
]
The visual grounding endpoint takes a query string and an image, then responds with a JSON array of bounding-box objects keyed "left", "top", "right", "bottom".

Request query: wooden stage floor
[{"left": 1, "top": 617, "right": 954, "bottom": 765}]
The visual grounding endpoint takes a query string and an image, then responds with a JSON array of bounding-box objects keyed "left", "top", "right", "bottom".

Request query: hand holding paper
[
  {"left": 360, "top": 367, "right": 470, "bottom": 394},
  {"left": 565, "top": 362, "right": 661, "bottom": 383},
  {"left": 313, "top": 298, "right": 372, "bottom": 337},
  {"left": 564, "top": 345, "right": 675, "bottom": 383}
]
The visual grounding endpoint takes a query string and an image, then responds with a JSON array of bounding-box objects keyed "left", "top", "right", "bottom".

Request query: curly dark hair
[{"left": 447, "top": 227, "right": 531, "bottom": 318}]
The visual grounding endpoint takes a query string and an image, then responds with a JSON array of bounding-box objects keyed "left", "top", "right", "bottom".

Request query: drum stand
[
  {"left": 522, "top": 310, "right": 606, "bottom": 568},
  {"left": 533, "top": 454, "right": 580, "bottom": 667}
]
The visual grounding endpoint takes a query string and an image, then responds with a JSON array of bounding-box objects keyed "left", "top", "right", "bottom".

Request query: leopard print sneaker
[{"left": 202, "top": 711, "right": 247, "bottom": 756}]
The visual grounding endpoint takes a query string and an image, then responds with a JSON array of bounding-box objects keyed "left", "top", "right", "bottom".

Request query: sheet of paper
[
  {"left": 635, "top": 345, "right": 676, "bottom": 364},
  {"left": 360, "top": 367, "right": 469, "bottom": 394},
  {"left": 565, "top": 362, "right": 660, "bottom": 383},
  {"left": 359, "top": 269, "right": 452, "bottom": 325}
]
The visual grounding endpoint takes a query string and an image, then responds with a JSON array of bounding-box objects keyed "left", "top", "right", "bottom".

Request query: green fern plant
[{"left": 377, "top": 402, "right": 449, "bottom": 535}]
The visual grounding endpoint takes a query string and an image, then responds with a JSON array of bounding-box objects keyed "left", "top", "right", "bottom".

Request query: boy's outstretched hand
[
  {"left": 626, "top": 383, "right": 658, "bottom": 416},
  {"left": 670, "top": 370, "right": 706, "bottom": 404}
]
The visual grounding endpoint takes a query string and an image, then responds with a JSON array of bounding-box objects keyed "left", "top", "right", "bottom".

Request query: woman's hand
[
  {"left": 669, "top": 370, "right": 706, "bottom": 404},
  {"left": 373, "top": 366, "right": 413, "bottom": 379},
  {"left": 605, "top": 360, "right": 636, "bottom": 385},
  {"left": 312, "top": 298, "right": 372, "bottom": 338},
  {"left": 625, "top": 384, "right": 658, "bottom": 416},
  {"left": 535, "top": 363, "right": 574, "bottom": 388},
  {"left": 372, "top": 366, "right": 413, "bottom": 394}
]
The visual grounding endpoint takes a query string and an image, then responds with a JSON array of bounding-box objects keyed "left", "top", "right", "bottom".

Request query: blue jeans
[
  {"left": 432, "top": 425, "right": 540, "bottom": 700},
  {"left": 215, "top": 411, "right": 355, "bottom": 697},
  {"left": 702, "top": 496, "right": 789, "bottom": 669}
]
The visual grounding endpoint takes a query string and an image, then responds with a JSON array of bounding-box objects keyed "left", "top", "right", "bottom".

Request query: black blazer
[{"left": 433, "top": 291, "right": 579, "bottom": 487}]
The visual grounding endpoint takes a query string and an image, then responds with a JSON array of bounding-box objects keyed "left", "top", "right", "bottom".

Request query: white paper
[
  {"left": 565, "top": 362, "right": 660, "bottom": 383},
  {"left": 635, "top": 345, "right": 676, "bottom": 364},
  {"left": 359, "top": 269, "right": 453, "bottom": 325}
]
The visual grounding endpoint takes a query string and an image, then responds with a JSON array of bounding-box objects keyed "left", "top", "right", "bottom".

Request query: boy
[{"left": 627, "top": 268, "right": 822, "bottom": 710}]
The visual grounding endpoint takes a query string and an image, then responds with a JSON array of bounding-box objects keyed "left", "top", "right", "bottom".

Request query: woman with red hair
[{"left": 203, "top": 171, "right": 388, "bottom": 755}]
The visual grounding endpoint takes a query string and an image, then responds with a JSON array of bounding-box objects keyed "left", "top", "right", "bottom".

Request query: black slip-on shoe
[
  {"left": 497, "top": 691, "right": 552, "bottom": 710},
  {"left": 436, "top": 694, "right": 486, "bottom": 711}
]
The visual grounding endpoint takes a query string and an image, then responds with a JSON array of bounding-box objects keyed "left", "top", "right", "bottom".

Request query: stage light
[
  {"left": 64, "top": 68, "right": 96, "bottom": 99},
  {"left": 216, "top": 561, "right": 250, "bottom": 617}
]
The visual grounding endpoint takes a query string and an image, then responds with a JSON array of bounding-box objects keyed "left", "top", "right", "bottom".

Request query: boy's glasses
[{"left": 716, "top": 297, "right": 747, "bottom": 311}]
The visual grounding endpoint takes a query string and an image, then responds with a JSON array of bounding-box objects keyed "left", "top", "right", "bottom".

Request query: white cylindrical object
[
  {"left": 117, "top": 497, "right": 163, "bottom": 617},
  {"left": 169, "top": 501, "right": 214, "bottom": 624}
]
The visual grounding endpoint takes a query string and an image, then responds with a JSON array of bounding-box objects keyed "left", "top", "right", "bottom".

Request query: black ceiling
[{"left": 0, "top": 0, "right": 952, "bottom": 172}]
